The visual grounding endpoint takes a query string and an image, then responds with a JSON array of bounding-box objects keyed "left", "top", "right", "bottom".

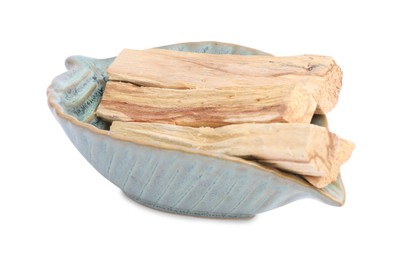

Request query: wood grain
[
  {"left": 96, "top": 81, "right": 317, "bottom": 126},
  {"left": 107, "top": 48, "right": 342, "bottom": 114}
]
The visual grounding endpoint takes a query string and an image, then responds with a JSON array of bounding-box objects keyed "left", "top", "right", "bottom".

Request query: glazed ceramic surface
[{"left": 47, "top": 41, "right": 345, "bottom": 218}]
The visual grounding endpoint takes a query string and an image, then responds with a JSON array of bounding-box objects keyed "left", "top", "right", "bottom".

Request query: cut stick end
[
  {"left": 304, "top": 137, "right": 355, "bottom": 188},
  {"left": 314, "top": 60, "right": 343, "bottom": 114},
  {"left": 282, "top": 85, "right": 317, "bottom": 124}
]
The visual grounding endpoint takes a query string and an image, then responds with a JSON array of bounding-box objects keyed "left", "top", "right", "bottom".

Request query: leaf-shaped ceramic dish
[{"left": 47, "top": 41, "right": 345, "bottom": 218}]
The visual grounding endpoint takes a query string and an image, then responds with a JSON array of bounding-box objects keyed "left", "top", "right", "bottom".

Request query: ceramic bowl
[{"left": 47, "top": 41, "right": 345, "bottom": 218}]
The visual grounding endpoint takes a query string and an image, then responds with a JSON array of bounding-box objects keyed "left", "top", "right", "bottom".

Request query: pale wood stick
[
  {"left": 107, "top": 48, "right": 342, "bottom": 114},
  {"left": 96, "top": 81, "right": 317, "bottom": 126},
  {"left": 109, "top": 121, "right": 354, "bottom": 187}
]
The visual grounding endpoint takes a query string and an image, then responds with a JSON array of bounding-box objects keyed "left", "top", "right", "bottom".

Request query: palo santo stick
[
  {"left": 109, "top": 121, "right": 355, "bottom": 187},
  {"left": 96, "top": 81, "right": 317, "bottom": 126},
  {"left": 107, "top": 48, "right": 342, "bottom": 114}
]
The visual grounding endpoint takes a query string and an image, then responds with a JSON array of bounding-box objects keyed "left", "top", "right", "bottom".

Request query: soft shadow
[{"left": 119, "top": 191, "right": 257, "bottom": 223}]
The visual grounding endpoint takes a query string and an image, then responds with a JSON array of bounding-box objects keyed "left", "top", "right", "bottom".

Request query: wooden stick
[
  {"left": 109, "top": 121, "right": 354, "bottom": 187},
  {"left": 96, "top": 81, "right": 317, "bottom": 126},
  {"left": 107, "top": 48, "right": 342, "bottom": 114}
]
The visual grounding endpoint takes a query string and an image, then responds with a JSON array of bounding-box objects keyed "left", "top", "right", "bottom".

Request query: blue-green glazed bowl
[{"left": 47, "top": 41, "right": 345, "bottom": 218}]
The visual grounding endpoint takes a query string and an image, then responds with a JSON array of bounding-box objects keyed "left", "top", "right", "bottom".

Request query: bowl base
[{"left": 123, "top": 192, "right": 256, "bottom": 219}]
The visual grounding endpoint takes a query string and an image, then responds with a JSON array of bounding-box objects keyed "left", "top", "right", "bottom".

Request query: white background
[{"left": 1, "top": 0, "right": 398, "bottom": 259}]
